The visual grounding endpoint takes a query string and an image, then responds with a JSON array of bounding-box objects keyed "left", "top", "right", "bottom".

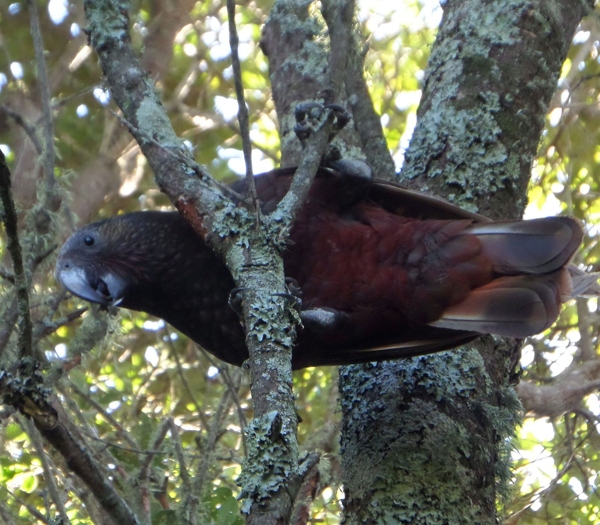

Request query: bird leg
[
  {"left": 293, "top": 102, "right": 351, "bottom": 145},
  {"left": 278, "top": 278, "right": 349, "bottom": 335},
  {"left": 284, "top": 277, "right": 302, "bottom": 300}
]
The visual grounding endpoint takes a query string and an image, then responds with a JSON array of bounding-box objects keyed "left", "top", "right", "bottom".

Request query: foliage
[{"left": 0, "top": 0, "right": 599, "bottom": 523}]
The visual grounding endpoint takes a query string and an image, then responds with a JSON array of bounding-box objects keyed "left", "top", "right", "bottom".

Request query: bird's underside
[{"left": 56, "top": 167, "right": 597, "bottom": 369}]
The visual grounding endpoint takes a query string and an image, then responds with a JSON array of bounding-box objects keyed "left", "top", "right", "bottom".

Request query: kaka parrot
[{"left": 55, "top": 167, "right": 597, "bottom": 369}]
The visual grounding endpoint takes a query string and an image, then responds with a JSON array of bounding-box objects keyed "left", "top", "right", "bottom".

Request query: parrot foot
[
  {"left": 318, "top": 156, "right": 373, "bottom": 207},
  {"left": 273, "top": 277, "right": 303, "bottom": 310},
  {"left": 284, "top": 277, "right": 302, "bottom": 299},
  {"left": 293, "top": 102, "right": 351, "bottom": 143},
  {"left": 229, "top": 279, "right": 303, "bottom": 316},
  {"left": 227, "top": 287, "right": 246, "bottom": 316}
]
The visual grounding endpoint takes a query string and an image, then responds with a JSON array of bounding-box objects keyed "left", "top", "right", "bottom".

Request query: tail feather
[
  {"left": 467, "top": 217, "right": 582, "bottom": 274},
  {"left": 429, "top": 270, "right": 572, "bottom": 338},
  {"left": 567, "top": 265, "right": 600, "bottom": 298}
]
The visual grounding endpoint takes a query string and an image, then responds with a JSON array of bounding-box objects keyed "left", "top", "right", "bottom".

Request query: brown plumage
[{"left": 55, "top": 167, "right": 597, "bottom": 369}]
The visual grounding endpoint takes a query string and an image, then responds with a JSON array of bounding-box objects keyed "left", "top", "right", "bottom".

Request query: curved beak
[{"left": 56, "top": 264, "right": 128, "bottom": 306}]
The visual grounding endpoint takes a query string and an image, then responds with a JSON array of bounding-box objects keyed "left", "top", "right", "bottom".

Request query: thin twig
[
  {"left": 112, "top": 110, "right": 247, "bottom": 204},
  {"left": 342, "top": 18, "right": 396, "bottom": 180},
  {"left": 0, "top": 267, "right": 15, "bottom": 283},
  {"left": 164, "top": 327, "right": 210, "bottom": 430},
  {"left": 30, "top": 403, "right": 142, "bottom": 525},
  {"left": 69, "top": 380, "right": 140, "bottom": 450},
  {"left": 0, "top": 298, "right": 18, "bottom": 357},
  {"left": 31, "top": 244, "right": 58, "bottom": 268},
  {"left": 273, "top": 0, "right": 355, "bottom": 226},
  {"left": 227, "top": 0, "right": 258, "bottom": 210},
  {"left": 33, "top": 307, "right": 87, "bottom": 342},
  {"left": 190, "top": 386, "right": 237, "bottom": 516},
  {"left": 0, "top": 152, "right": 33, "bottom": 358},
  {"left": 51, "top": 84, "right": 97, "bottom": 111},
  {"left": 21, "top": 417, "right": 71, "bottom": 524},
  {"left": 0, "top": 104, "right": 43, "bottom": 154},
  {"left": 57, "top": 386, "right": 132, "bottom": 477},
  {"left": 169, "top": 419, "right": 192, "bottom": 491},
  {"left": 202, "top": 349, "right": 248, "bottom": 455},
  {"left": 139, "top": 418, "right": 171, "bottom": 478},
  {"left": 27, "top": 0, "right": 56, "bottom": 193},
  {"left": 321, "top": 0, "right": 353, "bottom": 101},
  {"left": 6, "top": 489, "right": 49, "bottom": 523},
  {"left": 0, "top": 501, "right": 18, "bottom": 525},
  {"left": 138, "top": 418, "right": 172, "bottom": 524},
  {"left": 274, "top": 111, "right": 334, "bottom": 223},
  {"left": 110, "top": 110, "right": 212, "bottom": 180},
  {"left": 77, "top": 427, "right": 167, "bottom": 456}
]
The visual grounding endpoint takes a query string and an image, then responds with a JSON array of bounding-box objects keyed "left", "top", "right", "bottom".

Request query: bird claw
[
  {"left": 284, "top": 277, "right": 302, "bottom": 299},
  {"left": 273, "top": 291, "right": 302, "bottom": 311},
  {"left": 229, "top": 281, "right": 303, "bottom": 315},
  {"left": 274, "top": 277, "right": 302, "bottom": 307},
  {"left": 293, "top": 102, "right": 352, "bottom": 144},
  {"left": 294, "top": 102, "right": 326, "bottom": 124},
  {"left": 326, "top": 103, "right": 351, "bottom": 130},
  {"left": 273, "top": 278, "right": 303, "bottom": 323},
  {"left": 228, "top": 287, "right": 246, "bottom": 316}
]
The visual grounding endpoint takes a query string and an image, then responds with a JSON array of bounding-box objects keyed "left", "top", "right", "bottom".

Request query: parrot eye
[{"left": 83, "top": 235, "right": 95, "bottom": 246}]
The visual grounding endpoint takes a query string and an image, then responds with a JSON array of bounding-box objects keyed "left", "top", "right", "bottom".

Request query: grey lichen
[
  {"left": 248, "top": 294, "right": 295, "bottom": 350},
  {"left": 238, "top": 411, "right": 296, "bottom": 514},
  {"left": 400, "top": 0, "right": 558, "bottom": 218},
  {"left": 212, "top": 203, "right": 255, "bottom": 247},
  {"left": 402, "top": 75, "right": 512, "bottom": 212},
  {"left": 136, "top": 97, "right": 182, "bottom": 150},
  {"left": 84, "top": 0, "right": 130, "bottom": 49},
  {"left": 340, "top": 345, "right": 521, "bottom": 524}
]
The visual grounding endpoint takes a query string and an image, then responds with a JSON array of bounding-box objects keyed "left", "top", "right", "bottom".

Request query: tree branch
[
  {"left": 0, "top": 151, "right": 33, "bottom": 358},
  {"left": 227, "top": 0, "right": 257, "bottom": 207},
  {"left": 21, "top": 416, "right": 71, "bottom": 524},
  {"left": 27, "top": 0, "right": 56, "bottom": 194}
]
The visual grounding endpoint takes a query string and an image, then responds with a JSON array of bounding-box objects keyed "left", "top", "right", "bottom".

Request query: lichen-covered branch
[
  {"left": 400, "top": 0, "right": 594, "bottom": 219},
  {"left": 0, "top": 151, "right": 33, "bottom": 359},
  {"left": 517, "top": 357, "right": 600, "bottom": 417},
  {"left": 344, "top": 38, "right": 396, "bottom": 181}
]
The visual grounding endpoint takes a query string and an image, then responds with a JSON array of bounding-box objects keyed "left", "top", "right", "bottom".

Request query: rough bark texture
[
  {"left": 339, "top": 1, "right": 594, "bottom": 523},
  {"left": 401, "top": 0, "right": 591, "bottom": 220}
]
